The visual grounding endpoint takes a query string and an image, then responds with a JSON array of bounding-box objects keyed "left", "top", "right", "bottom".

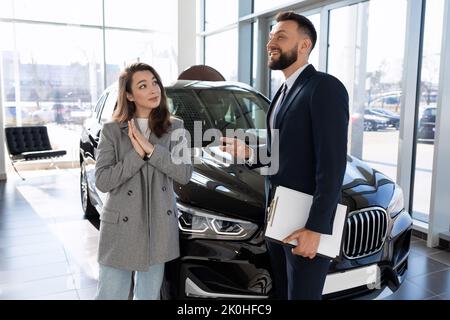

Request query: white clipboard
[{"left": 265, "top": 186, "right": 347, "bottom": 258}]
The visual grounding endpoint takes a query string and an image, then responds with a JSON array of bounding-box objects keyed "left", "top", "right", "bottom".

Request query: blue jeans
[{"left": 95, "top": 263, "right": 165, "bottom": 300}]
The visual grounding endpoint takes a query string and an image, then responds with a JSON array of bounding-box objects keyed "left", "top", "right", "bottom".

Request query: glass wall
[
  {"left": 1, "top": 0, "right": 178, "bottom": 164},
  {"left": 104, "top": 30, "right": 177, "bottom": 86},
  {"left": 0, "top": 0, "right": 103, "bottom": 25},
  {"left": 204, "top": 29, "right": 238, "bottom": 81},
  {"left": 328, "top": 0, "right": 407, "bottom": 183},
  {"left": 412, "top": 0, "right": 445, "bottom": 223},
  {"left": 204, "top": 0, "right": 238, "bottom": 31},
  {"left": 253, "top": 0, "right": 295, "bottom": 13},
  {"left": 362, "top": 0, "right": 406, "bottom": 181},
  {"left": 1, "top": 23, "right": 104, "bottom": 161}
]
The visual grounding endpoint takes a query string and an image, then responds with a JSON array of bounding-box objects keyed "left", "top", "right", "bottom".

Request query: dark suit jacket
[{"left": 253, "top": 64, "right": 349, "bottom": 235}]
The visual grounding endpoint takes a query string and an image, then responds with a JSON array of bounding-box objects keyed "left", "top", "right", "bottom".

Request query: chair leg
[{"left": 11, "top": 161, "right": 25, "bottom": 181}]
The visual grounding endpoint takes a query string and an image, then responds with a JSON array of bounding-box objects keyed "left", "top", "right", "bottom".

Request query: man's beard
[{"left": 268, "top": 45, "right": 298, "bottom": 70}]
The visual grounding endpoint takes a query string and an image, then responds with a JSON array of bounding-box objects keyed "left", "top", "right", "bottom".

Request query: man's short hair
[{"left": 276, "top": 11, "right": 317, "bottom": 52}]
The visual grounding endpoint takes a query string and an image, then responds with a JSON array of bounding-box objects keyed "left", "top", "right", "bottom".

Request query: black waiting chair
[{"left": 5, "top": 126, "right": 67, "bottom": 180}]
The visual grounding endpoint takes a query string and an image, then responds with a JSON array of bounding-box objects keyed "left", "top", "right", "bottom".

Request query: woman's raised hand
[
  {"left": 129, "top": 119, "right": 154, "bottom": 155},
  {"left": 128, "top": 121, "right": 146, "bottom": 158}
]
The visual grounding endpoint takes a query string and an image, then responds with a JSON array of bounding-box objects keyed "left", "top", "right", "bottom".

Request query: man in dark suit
[{"left": 221, "top": 11, "right": 349, "bottom": 300}]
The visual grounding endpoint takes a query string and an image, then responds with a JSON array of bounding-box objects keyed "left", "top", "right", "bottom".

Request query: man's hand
[
  {"left": 219, "top": 137, "right": 251, "bottom": 160},
  {"left": 283, "top": 228, "right": 321, "bottom": 259},
  {"left": 128, "top": 119, "right": 154, "bottom": 155}
]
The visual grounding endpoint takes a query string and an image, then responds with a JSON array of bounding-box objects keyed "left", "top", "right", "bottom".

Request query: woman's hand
[
  {"left": 128, "top": 119, "right": 155, "bottom": 155},
  {"left": 128, "top": 123, "right": 146, "bottom": 158}
]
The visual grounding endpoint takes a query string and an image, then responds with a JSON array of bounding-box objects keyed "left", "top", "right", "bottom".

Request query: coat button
[
  {"left": 162, "top": 186, "right": 167, "bottom": 192},
  {"left": 122, "top": 216, "right": 129, "bottom": 222},
  {"left": 167, "top": 210, "right": 172, "bottom": 216},
  {"left": 127, "top": 190, "right": 133, "bottom": 196}
]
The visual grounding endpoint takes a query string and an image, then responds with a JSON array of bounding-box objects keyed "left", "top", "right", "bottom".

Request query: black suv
[{"left": 80, "top": 79, "right": 412, "bottom": 300}]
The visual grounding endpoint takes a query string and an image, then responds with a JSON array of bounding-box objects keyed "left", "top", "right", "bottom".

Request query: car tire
[
  {"left": 364, "top": 121, "right": 375, "bottom": 131},
  {"left": 80, "top": 161, "right": 97, "bottom": 218}
]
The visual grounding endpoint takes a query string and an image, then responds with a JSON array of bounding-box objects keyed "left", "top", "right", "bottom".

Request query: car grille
[{"left": 343, "top": 207, "right": 388, "bottom": 259}]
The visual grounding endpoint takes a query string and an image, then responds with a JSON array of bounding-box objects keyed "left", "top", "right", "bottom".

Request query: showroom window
[
  {"left": 204, "top": 0, "right": 238, "bottom": 32},
  {"left": 362, "top": 0, "right": 407, "bottom": 182},
  {"left": 104, "top": 0, "right": 177, "bottom": 31},
  {"left": 0, "top": 0, "right": 178, "bottom": 166},
  {"left": 253, "top": 0, "right": 295, "bottom": 14},
  {"left": 104, "top": 30, "right": 177, "bottom": 86},
  {"left": 327, "top": 0, "right": 407, "bottom": 184},
  {"left": 0, "top": 22, "right": 104, "bottom": 161},
  {"left": 204, "top": 28, "right": 238, "bottom": 82},
  {"left": 412, "top": 0, "right": 445, "bottom": 223},
  {"left": 0, "top": 0, "right": 103, "bottom": 25}
]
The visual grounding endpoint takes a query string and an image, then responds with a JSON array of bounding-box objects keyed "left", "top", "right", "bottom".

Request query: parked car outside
[
  {"left": 80, "top": 77, "right": 412, "bottom": 300},
  {"left": 363, "top": 111, "right": 389, "bottom": 131},
  {"left": 367, "top": 108, "right": 400, "bottom": 129},
  {"left": 417, "top": 106, "right": 436, "bottom": 140}
]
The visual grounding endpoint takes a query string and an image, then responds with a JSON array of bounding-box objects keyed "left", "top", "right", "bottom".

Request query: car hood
[
  {"left": 175, "top": 146, "right": 266, "bottom": 223},
  {"left": 174, "top": 150, "right": 393, "bottom": 223}
]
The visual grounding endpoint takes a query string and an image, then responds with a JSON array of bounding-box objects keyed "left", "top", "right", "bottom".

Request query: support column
[
  {"left": 178, "top": 0, "right": 197, "bottom": 74},
  {"left": 237, "top": 0, "right": 253, "bottom": 84},
  {"left": 397, "top": 0, "right": 424, "bottom": 215},
  {"left": 428, "top": 0, "right": 450, "bottom": 247},
  {"left": 0, "top": 50, "right": 7, "bottom": 180}
]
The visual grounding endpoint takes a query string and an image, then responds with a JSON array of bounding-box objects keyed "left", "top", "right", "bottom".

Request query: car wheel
[
  {"left": 364, "top": 121, "right": 374, "bottom": 131},
  {"left": 80, "top": 161, "right": 97, "bottom": 218},
  {"left": 372, "top": 122, "right": 378, "bottom": 131}
]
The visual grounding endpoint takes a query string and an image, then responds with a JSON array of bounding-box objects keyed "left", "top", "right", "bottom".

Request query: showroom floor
[{"left": 0, "top": 168, "right": 449, "bottom": 300}]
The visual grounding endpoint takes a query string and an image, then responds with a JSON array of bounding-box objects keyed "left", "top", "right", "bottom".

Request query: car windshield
[{"left": 166, "top": 88, "right": 269, "bottom": 146}]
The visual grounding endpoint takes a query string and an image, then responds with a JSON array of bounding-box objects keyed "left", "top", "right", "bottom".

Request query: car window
[
  {"left": 100, "top": 90, "right": 118, "bottom": 123},
  {"left": 166, "top": 90, "right": 214, "bottom": 139},
  {"left": 166, "top": 88, "right": 269, "bottom": 137}
]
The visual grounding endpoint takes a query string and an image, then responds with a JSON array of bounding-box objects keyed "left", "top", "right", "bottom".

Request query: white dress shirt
[{"left": 269, "top": 63, "right": 310, "bottom": 130}]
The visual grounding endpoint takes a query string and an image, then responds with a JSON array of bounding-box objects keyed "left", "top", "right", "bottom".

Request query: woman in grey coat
[{"left": 94, "top": 62, "right": 192, "bottom": 300}]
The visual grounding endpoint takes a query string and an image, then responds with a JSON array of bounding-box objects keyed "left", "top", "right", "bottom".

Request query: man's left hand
[{"left": 283, "top": 228, "right": 321, "bottom": 259}]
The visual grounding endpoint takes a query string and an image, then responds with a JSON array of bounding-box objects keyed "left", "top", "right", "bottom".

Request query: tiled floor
[
  {"left": 0, "top": 169, "right": 99, "bottom": 300},
  {"left": 0, "top": 168, "right": 449, "bottom": 300}
]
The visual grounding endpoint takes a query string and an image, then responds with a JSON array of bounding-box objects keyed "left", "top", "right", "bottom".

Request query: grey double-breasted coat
[{"left": 95, "top": 117, "right": 192, "bottom": 271}]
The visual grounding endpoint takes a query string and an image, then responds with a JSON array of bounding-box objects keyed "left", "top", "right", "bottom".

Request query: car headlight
[
  {"left": 176, "top": 202, "right": 258, "bottom": 240},
  {"left": 387, "top": 184, "right": 404, "bottom": 218}
]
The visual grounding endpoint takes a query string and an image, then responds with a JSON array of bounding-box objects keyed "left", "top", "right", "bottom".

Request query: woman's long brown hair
[{"left": 113, "top": 62, "right": 171, "bottom": 138}]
